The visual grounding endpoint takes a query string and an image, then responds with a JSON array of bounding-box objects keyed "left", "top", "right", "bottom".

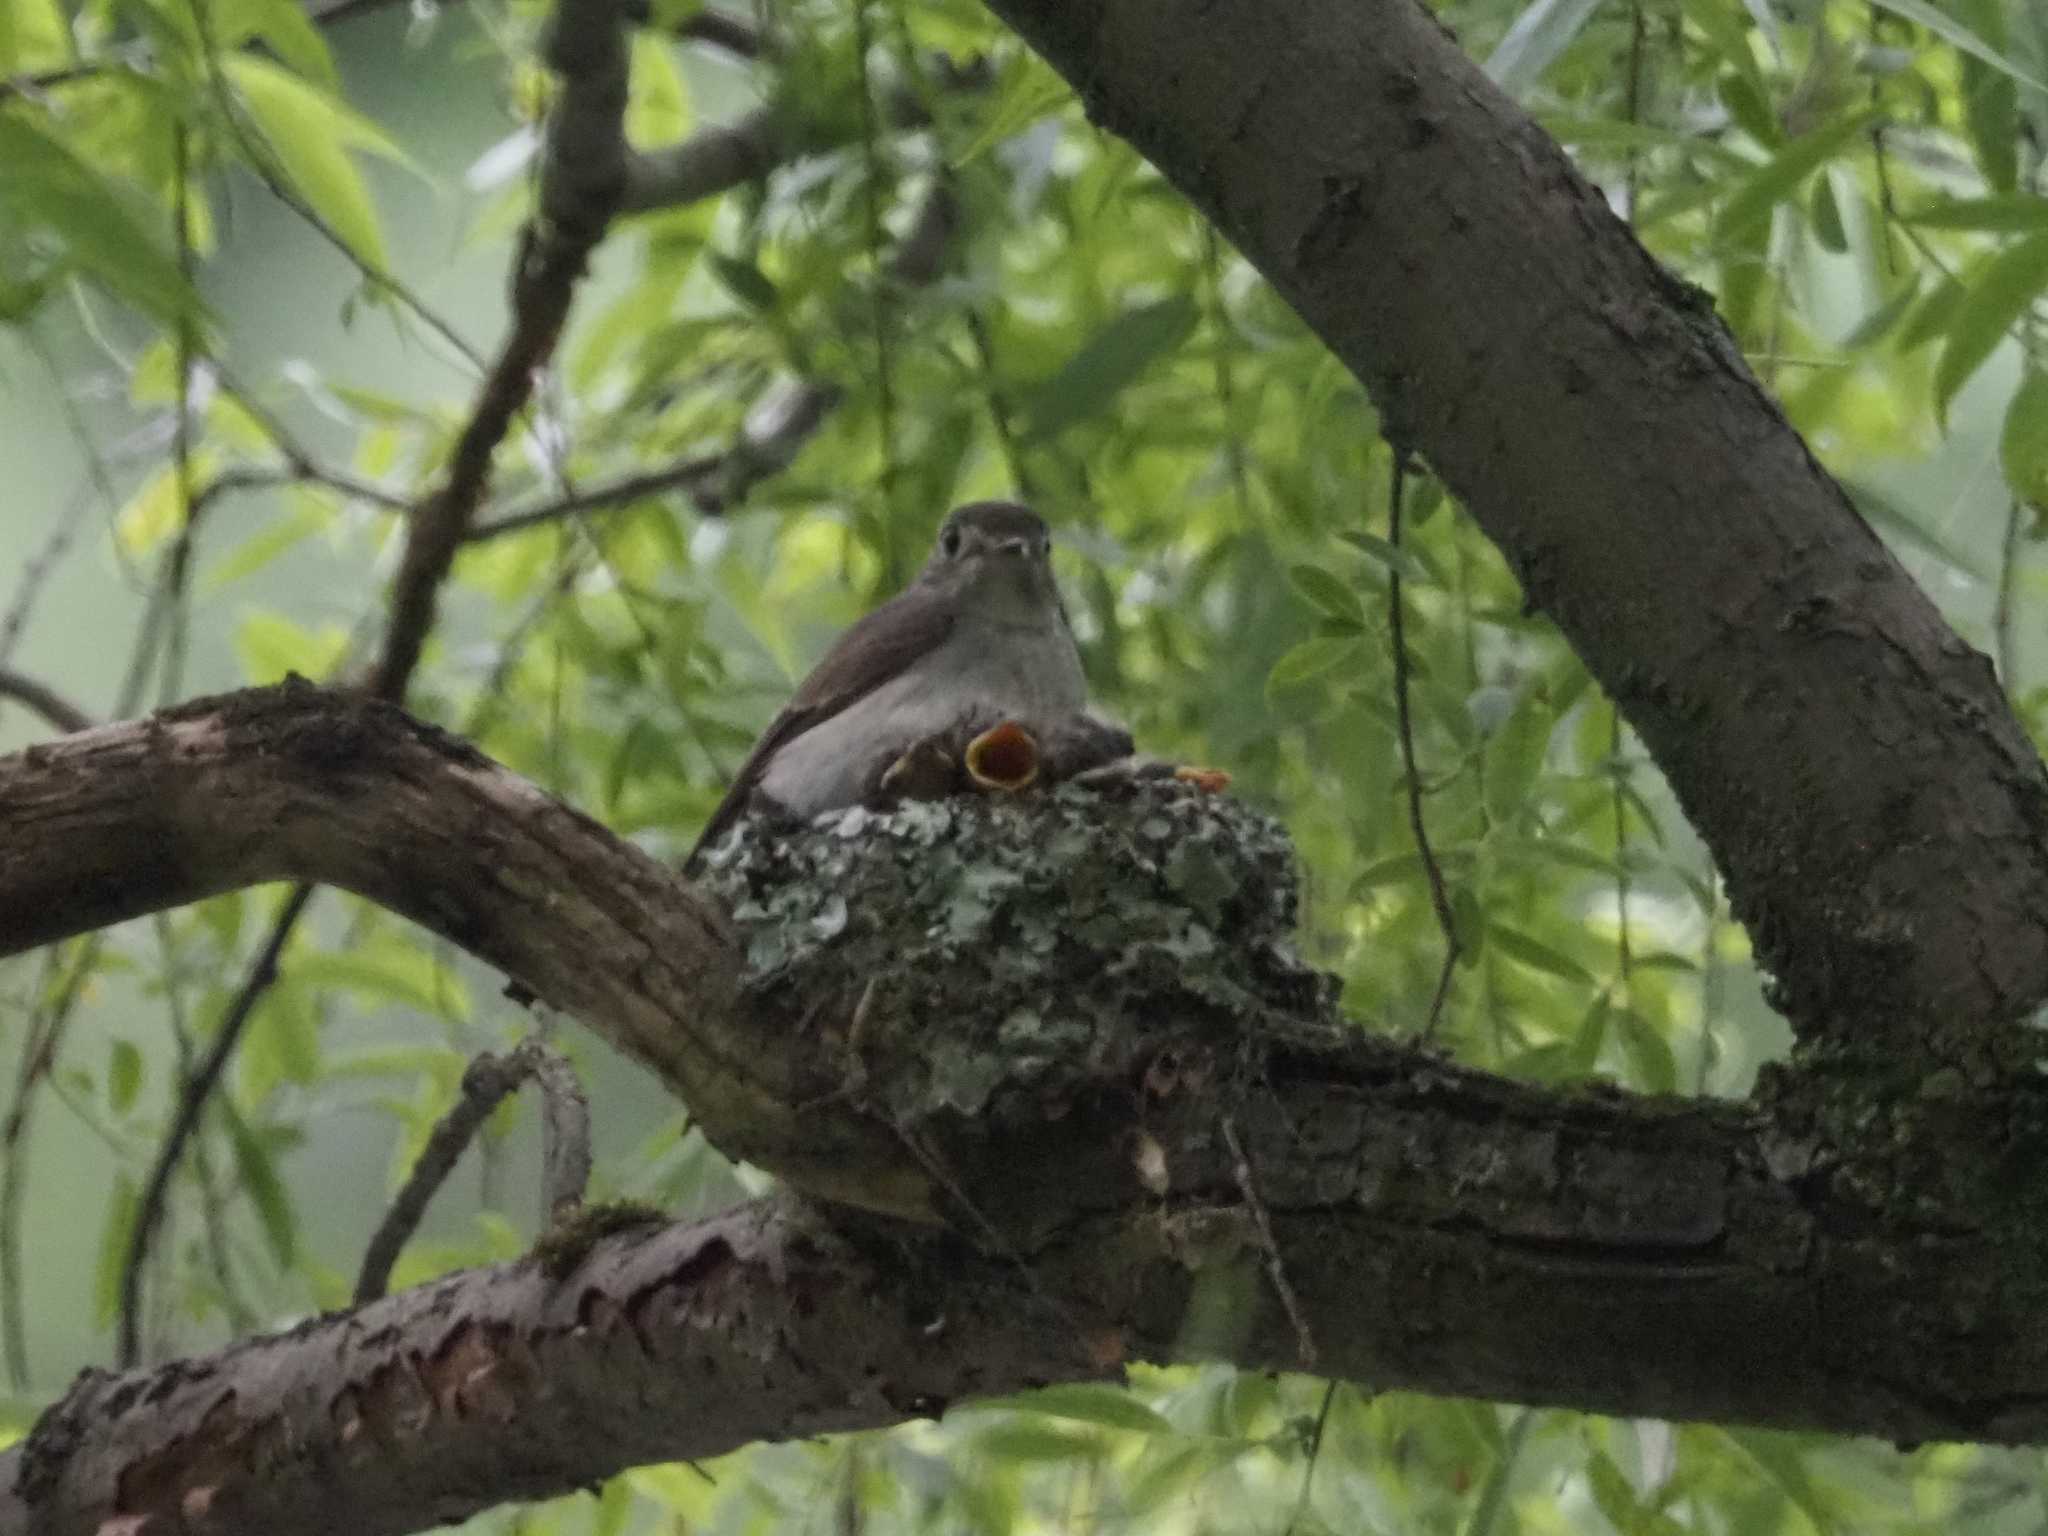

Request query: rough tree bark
[
  {"left": 7, "top": 682, "right": 2048, "bottom": 1536},
  {"left": 978, "top": 0, "right": 2048, "bottom": 1056},
  {"left": 9, "top": 0, "right": 2048, "bottom": 1533}
]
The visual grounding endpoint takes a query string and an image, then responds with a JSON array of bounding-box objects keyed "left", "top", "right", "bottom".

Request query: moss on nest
[{"left": 692, "top": 777, "right": 1342, "bottom": 1134}]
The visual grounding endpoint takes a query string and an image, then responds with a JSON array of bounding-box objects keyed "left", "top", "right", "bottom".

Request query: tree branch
[
  {"left": 0, "top": 669, "right": 93, "bottom": 736},
  {"left": 978, "top": 0, "right": 2048, "bottom": 1059},
  {"left": 366, "top": 0, "right": 633, "bottom": 699}
]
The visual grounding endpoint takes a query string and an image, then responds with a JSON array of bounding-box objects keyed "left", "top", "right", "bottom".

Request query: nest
[{"left": 693, "top": 777, "right": 1341, "bottom": 1138}]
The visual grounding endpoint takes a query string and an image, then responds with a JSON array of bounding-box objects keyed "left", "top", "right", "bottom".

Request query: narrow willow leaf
[
  {"left": 1484, "top": 694, "right": 1555, "bottom": 825},
  {"left": 970, "top": 1385, "right": 1176, "bottom": 1436},
  {"left": 1866, "top": 0, "right": 2048, "bottom": 92},
  {"left": 93, "top": 1174, "right": 140, "bottom": 1326},
  {"left": 1484, "top": 0, "right": 1605, "bottom": 99},
  {"left": 1902, "top": 194, "right": 2048, "bottom": 233},
  {"left": 225, "top": 55, "right": 399, "bottom": 266},
  {"left": 0, "top": 117, "right": 202, "bottom": 324},
  {"left": 1267, "top": 636, "right": 1363, "bottom": 696},
  {"left": 1615, "top": 1008, "right": 1678, "bottom": 1092},
  {"left": 1340, "top": 529, "right": 1434, "bottom": 584},
  {"left": 2002, "top": 369, "right": 2048, "bottom": 507},
  {"left": 1021, "top": 295, "right": 1198, "bottom": 442},
  {"left": 1934, "top": 232, "right": 2048, "bottom": 423},
  {"left": 222, "top": 1103, "right": 298, "bottom": 1268},
  {"left": 1489, "top": 922, "right": 1596, "bottom": 987},
  {"left": 1714, "top": 111, "right": 1876, "bottom": 243},
  {"left": 1287, "top": 564, "right": 1366, "bottom": 625},
  {"left": 108, "top": 1040, "right": 142, "bottom": 1114}
]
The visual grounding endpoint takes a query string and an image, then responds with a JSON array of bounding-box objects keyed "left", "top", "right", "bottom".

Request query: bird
[{"left": 685, "top": 500, "right": 1130, "bottom": 865}]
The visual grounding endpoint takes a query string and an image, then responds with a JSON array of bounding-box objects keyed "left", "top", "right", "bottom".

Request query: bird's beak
[{"left": 993, "top": 537, "right": 1033, "bottom": 558}]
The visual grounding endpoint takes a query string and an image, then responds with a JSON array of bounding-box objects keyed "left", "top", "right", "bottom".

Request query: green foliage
[{"left": 5, "top": 0, "right": 2048, "bottom": 1528}]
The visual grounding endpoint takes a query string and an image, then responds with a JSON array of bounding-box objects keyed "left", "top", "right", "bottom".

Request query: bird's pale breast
[{"left": 757, "top": 614, "right": 1085, "bottom": 819}]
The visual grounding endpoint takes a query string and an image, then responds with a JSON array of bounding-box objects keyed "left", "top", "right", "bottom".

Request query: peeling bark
[{"left": 976, "top": 0, "right": 2048, "bottom": 1054}]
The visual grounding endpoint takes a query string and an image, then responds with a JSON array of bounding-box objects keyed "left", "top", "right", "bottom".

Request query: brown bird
[{"left": 686, "top": 501, "right": 1128, "bottom": 864}]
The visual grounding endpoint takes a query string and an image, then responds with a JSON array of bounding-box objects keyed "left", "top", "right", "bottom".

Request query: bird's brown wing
[{"left": 684, "top": 583, "right": 957, "bottom": 865}]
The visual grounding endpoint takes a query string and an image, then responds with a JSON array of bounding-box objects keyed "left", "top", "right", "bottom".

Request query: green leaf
[
  {"left": 0, "top": 116, "right": 203, "bottom": 324},
  {"left": 1287, "top": 564, "right": 1365, "bottom": 625},
  {"left": 1489, "top": 922, "right": 1596, "bottom": 987},
  {"left": 971, "top": 1385, "right": 1176, "bottom": 1437},
  {"left": 108, "top": 1040, "right": 143, "bottom": 1114},
  {"left": 2002, "top": 370, "right": 2048, "bottom": 507},
  {"left": 1902, "top": 194, "right": 2048, "bottom": 233},
  {"left": 222, "top": 1101, "right": 297, "bottom": 1268},
  {"left": 0, "top": 0, "right": 68, "bottom": 72},
  {"left": 93, "top": 1174, "right": 140, "bottom": 1327},
  {"left": 1615, "top": 1008, "right": 1678, "bottom": 1092},
  {"left": 1339, "top": 529, "right": 1434, "bottom": 584},
  {"left": 956, "top": 56, "right": 1072, "bottom": 165},
  {"left": 291, "top": 946, "right": 469, "bottom": 1016},
  {"left": 1451, "top": 887, "right": 1486, "bottom": 966},
  {"left": 1865, "top": 0, "right": 2048, "bottom": 93},
  {"left": 1021, "top": 295, "right": 1198, "bottom": 442},
  {"left": 218, "top": 0, "right": 340, "bottom": 89},
  {"left": 1807, "top": 171, "right": 1846, "bottom": 253},
  {"left": 1714, "top": 111, "right": 1876, "bottom": 244},
  {"left": 709, "top": 251, "right": 778, "bottom": 312},
  {"left": 1483, "top": 693, "right": 1554, "bottom": 824},
  {"left": 1934, "top": 232, "right": 2048, "bottom": 423},
  {"left": 225, "top": 55, "right": 400, "bottom": 267},
  {"left": 236, "top": 610, "right": 349, "bottom": 681},
  {"left": 1267, "top": 636, "right": 1364, "bottom": 695},
  {"left": 1484, "top": 0, "right": 1605, "bottom": 99}
]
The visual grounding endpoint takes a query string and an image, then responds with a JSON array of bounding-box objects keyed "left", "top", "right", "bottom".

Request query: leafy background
[{"left": 3, "top": 0, "right": 2047, "bottom": 1529}]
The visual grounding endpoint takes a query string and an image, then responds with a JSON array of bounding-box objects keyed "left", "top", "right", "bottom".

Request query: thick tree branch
[
  {"left": 12, "top": 1003, "right": 2048, "bottom": 1536},
  {"left": 978, "top": 0, "right": 2048, "bottom": 1057}
]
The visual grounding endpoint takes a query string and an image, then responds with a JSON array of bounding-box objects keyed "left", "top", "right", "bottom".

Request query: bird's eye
[{"left": 941, "top": 526, "right": 963, "bottom": 558}]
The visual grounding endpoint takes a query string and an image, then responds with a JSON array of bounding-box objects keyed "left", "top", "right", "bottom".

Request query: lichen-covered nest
[{"left": 693, "top": 777, "right": 1343, "bottom": 1139}]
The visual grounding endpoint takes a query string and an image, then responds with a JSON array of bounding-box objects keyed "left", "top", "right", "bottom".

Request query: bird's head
[{"left": 919, "top": 500, "right": 1062, "bottom": 625}]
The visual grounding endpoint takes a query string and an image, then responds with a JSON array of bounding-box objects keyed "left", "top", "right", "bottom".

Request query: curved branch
[
  {"left": 980, "top": 0, "right": 2048, "bottom": 1056},
  {"left": 0, "top": 669, "right": 92, "bottom": 735}
]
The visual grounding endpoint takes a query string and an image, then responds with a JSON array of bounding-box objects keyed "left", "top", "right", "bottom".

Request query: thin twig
[
  {"left": 0, "top": 498, "right": 83, "bottom": 671},
  {"left": 1283, "top": 1381, "right": 1341, "bottom": 1536},
  {"left": 0, "top": 669, "right": 95, "bottom": 735},
  {"left": 0, "top": 942, "right": 100, "bottom": 1386},
  {"left": 1219, "top": 1115, "right": 1315, "bottom": 1367},
  {"left": 118, "top": 883, "right": 316, "bottom": 1366},
  {"left": 117, "top": 0, "right": 639, "bottom": 1352},
  {"left": 1387, "top": 457, "right": 1460, "bottom": 1036},
  {"left": 186, "top": 0, "right": 485, "bottom": 374},
  {"left": 354, "top": 1038, "right": 591, "bottom": 1304},
  {"left": 851, "top": 0, "right": 903, "bottom": 581}
]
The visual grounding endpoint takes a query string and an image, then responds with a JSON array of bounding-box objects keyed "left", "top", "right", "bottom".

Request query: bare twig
[
  {"left": 465, "top": 453, "right": 724, "bottom": 543},
  {"left": 1283, "top": 1381, "right": 1341, "bottom": 1536},
  {"left": 0, "top": 942, "right": 100, "bottom": 1387},
  {"left": 118, "top": 882, "right": 316, "bottom": 1366},
  {"left": 0, "top": 498, "right": 82, "bottom": 671},
  {"left": 368, "top": 0, "right": 635, "bottom": 700},
  {"left": 1387, "top": 458, "right": 1460, "bottom": 1036},
  {"left": 1219, "top": 1115, "right": 1315, "bottom": 1367},
  {"left": 354, "top": 1038, "right": 591, "bottom": 1304},
  {"left": 117, "top": 0, "right": 639, "bottom": 1357},
  {"left": 0, "top": 670, "right": 94, "bottom": 735},
  {"left": 467, "top": 181, "right": 956, "bottom": 544},
  {"left": 851, "top": 0, "right": 903, "bottom": 577}
]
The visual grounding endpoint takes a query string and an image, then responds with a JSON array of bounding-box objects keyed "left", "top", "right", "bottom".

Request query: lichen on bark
[{"left": 691, "top": 778, "right": 1346, "bottom": 1230}]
